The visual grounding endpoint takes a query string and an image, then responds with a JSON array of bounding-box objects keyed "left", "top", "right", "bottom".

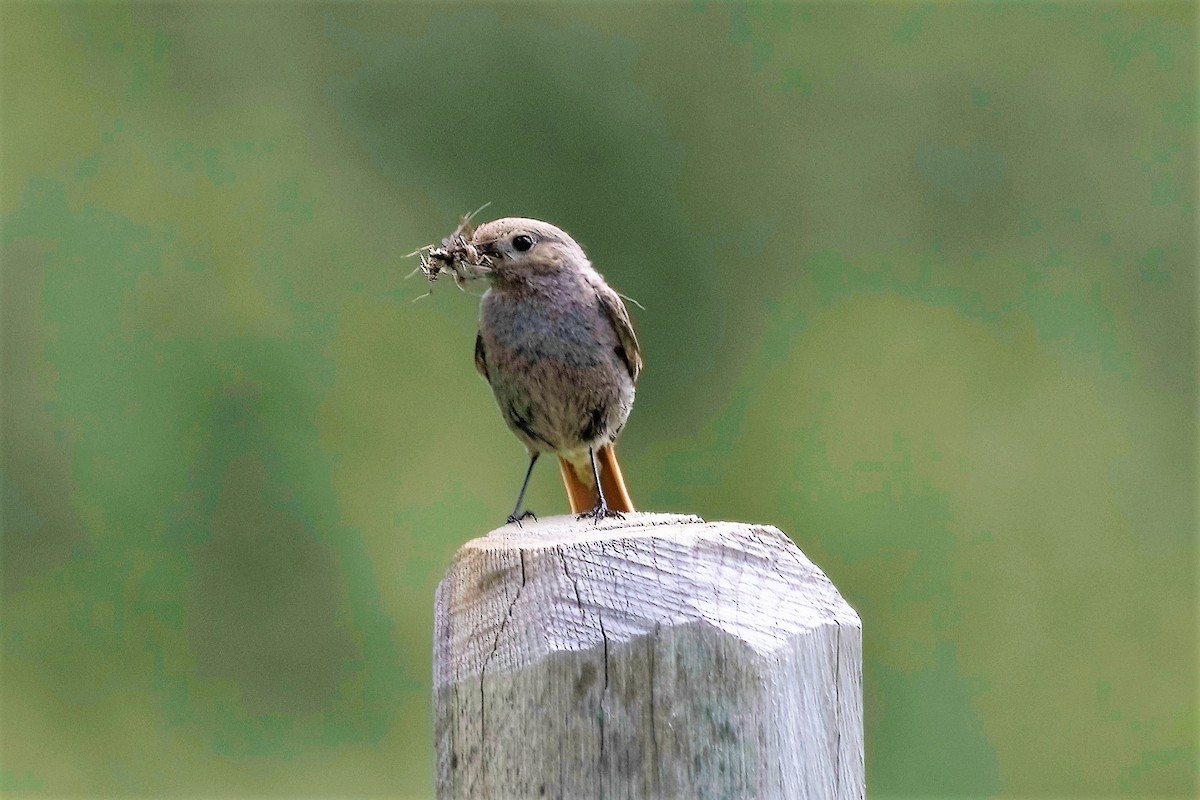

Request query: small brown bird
[{"left": 468, "top": 217, "right": 641, "bottom": 523}]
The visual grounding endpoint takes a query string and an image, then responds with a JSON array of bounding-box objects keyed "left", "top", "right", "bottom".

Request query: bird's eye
[{"left": 512, "top": 234, "right": 534, "bottom": 252}]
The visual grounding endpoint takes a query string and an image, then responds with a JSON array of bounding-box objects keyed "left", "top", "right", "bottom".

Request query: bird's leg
[
  {"left": 506, "top": 452, "right": 540, "bottom": 526},
  {"left": 578, "top": 446, "right": 624, "bottom": 523}
]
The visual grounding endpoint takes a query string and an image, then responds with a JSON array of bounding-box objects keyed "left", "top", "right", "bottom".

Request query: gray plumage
[{"left": 469, "top": 218, "right": 640, "bottom": 475}]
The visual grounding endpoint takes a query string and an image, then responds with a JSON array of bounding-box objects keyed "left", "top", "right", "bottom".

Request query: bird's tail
[{"left": 558, "top": 444, "right": 634, "bottom": 514}]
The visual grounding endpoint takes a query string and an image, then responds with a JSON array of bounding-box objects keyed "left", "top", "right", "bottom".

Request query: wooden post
[{"left": 434, "top": 512, "right": 863, "bottom": 799}]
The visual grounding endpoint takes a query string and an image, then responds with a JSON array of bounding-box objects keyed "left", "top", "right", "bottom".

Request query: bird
[{"left": 467, "top": 217, "right": 641, "bottom": 523}]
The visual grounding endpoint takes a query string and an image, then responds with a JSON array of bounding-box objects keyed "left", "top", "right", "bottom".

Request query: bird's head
[{"left": 470, "top": 218, "right": 589, "bottom": 282}]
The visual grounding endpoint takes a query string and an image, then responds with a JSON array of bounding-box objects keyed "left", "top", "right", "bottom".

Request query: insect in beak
[{"left": 472, "top": 240, "right": 499, "bottom": 259}]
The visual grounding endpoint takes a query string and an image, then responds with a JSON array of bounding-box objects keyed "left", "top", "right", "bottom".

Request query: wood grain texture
[{"left": 434, "top": 512, "right": 863, "bottom": 799}]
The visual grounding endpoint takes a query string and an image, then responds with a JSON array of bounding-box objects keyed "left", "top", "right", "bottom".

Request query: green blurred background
[{"left": 2, "top": 2, "right": 1194, "bottom": 797}]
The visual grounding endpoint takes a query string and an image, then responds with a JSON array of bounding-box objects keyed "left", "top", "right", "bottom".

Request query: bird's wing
[
  {"left": 474, "top": 330, "right": 489, "bottom": 382},
  {"left": 592, "top": 281, "right": 642, "bottom": 382}
]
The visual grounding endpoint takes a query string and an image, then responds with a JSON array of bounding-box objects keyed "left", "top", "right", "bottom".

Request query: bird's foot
[
  {"left": 577, "top": 503, "right": 624, "bottom": 524},
  {"left": 506, "top": 510, "right": 537, "bottom": 527}
]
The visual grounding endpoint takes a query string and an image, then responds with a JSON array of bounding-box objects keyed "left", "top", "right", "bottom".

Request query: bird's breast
[
  {"left": 481, "top": 290, "right": 616, "bottom": 371},
  {"left": 479, "top": 285, "right": 634, "bottom": 452}
]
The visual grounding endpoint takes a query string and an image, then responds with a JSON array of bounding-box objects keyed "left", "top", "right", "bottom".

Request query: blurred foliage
[{"left": 1, "top": 2, "right": 1195, "bottom": 797}]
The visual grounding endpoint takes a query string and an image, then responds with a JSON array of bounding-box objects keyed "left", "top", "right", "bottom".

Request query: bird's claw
[
  {"left": 577, "top": 503, "right": 624, "bottom": 524},
  {"left": 506, "top": 510, "right": 537, "bottom": 527}
]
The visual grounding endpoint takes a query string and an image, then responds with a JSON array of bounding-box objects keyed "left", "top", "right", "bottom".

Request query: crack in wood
[
  {"left": 479, "top": 549, "right": 528, "bottom": 788},
  {"left": 597, "top": 610, "right": 610, "bottom": 800},
  {"left": 648, "top": 622, "right": 661, "bottom": 793},
  {"left": 556, "top": 545, "right": 586, "bottom": 617}
]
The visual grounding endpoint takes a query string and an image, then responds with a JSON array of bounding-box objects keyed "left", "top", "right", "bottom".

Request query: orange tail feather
[
  {"left": 557, "top": 444, "right": 634, "bottom": 514},
  {"left": 596, "top": 444, "right": 634, "bottom": 513},
  {"left": 557, "top": 456, "right": 596, "bottom": 515}
]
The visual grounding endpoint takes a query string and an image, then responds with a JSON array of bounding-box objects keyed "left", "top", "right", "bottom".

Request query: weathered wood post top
[{"left": 434, "top": 512, "right": 863, "bottom": 799}]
